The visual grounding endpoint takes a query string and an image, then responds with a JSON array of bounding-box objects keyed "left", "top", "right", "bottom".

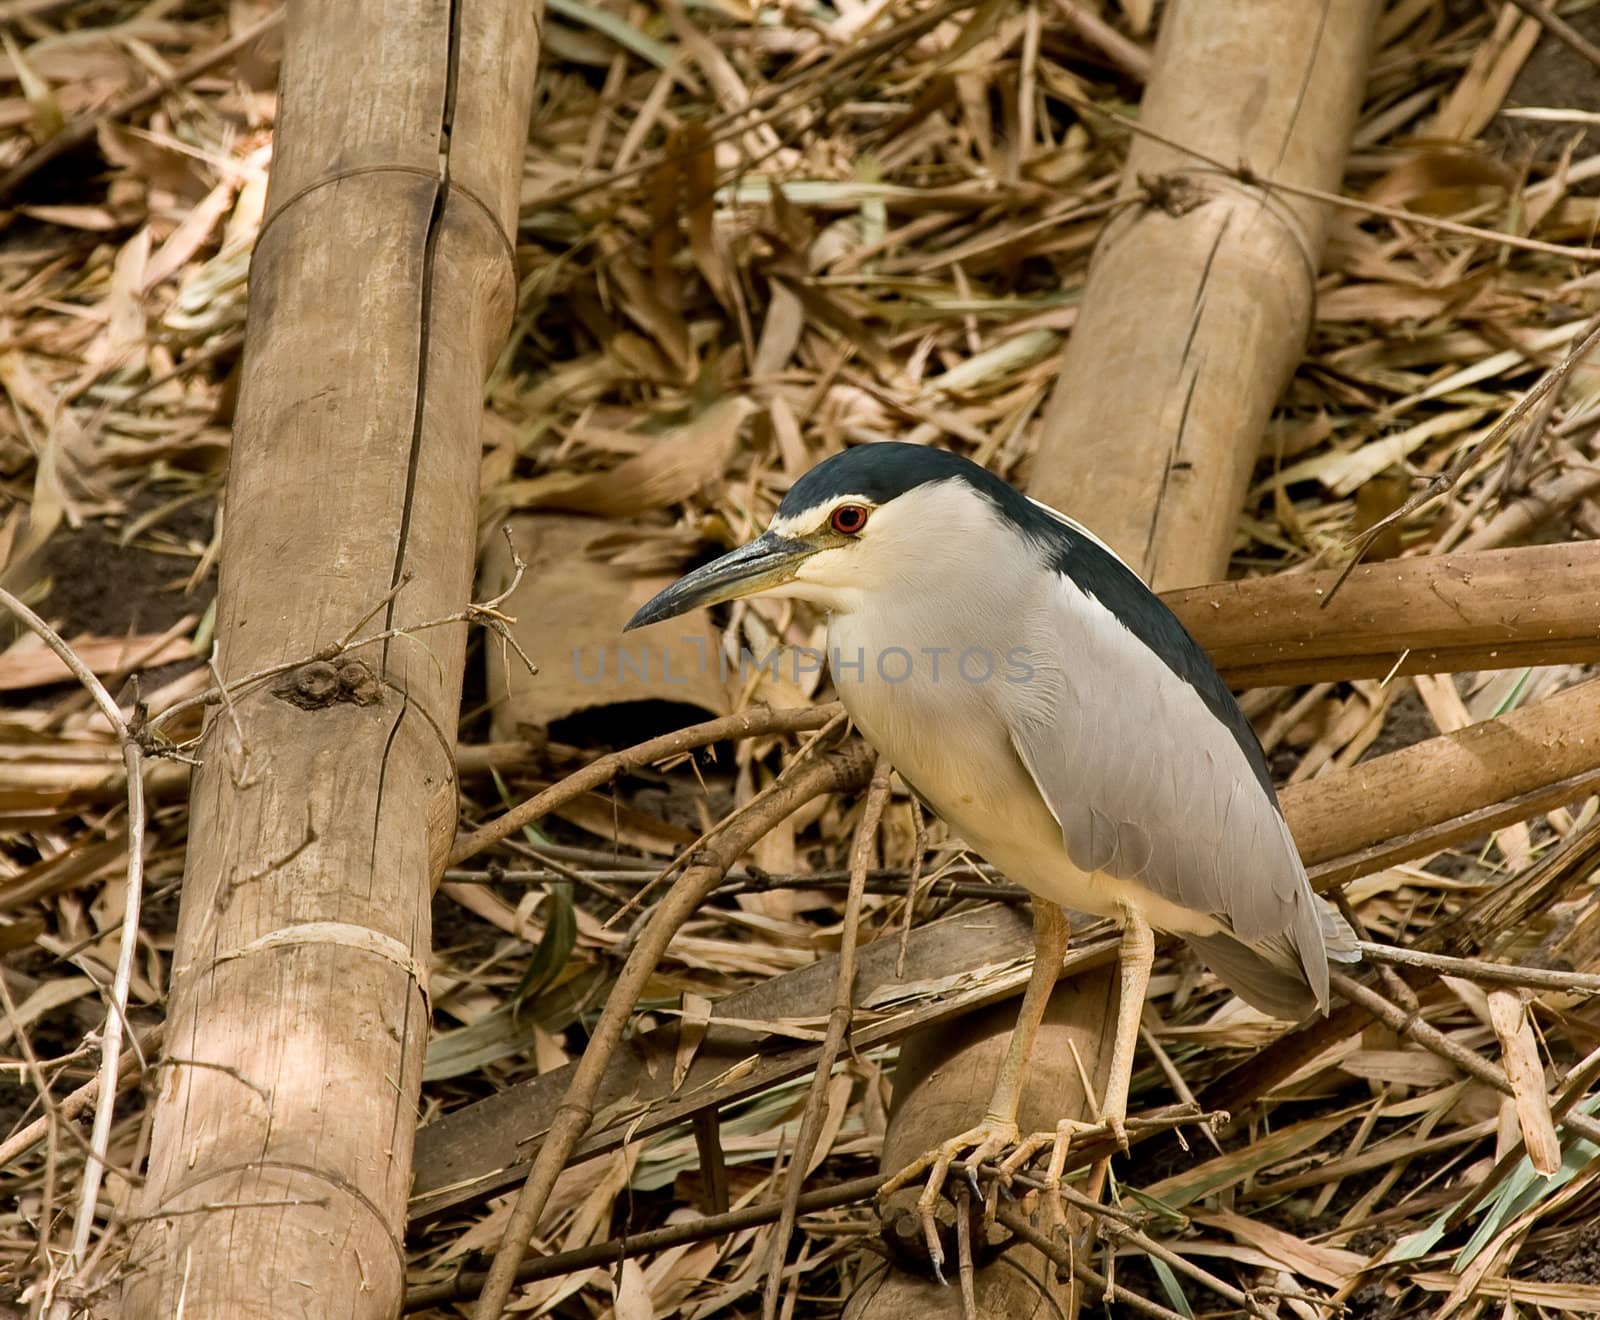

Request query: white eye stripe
[{"left": 769, "top": 494, "right": 878, "bottom": 539}]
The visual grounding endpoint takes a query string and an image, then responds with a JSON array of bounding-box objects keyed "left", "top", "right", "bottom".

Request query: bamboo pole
[
  {"left": 1169, "top": 541, "right": 1600, "bottom": 687},
  {"left": 851, "top": 0, "right": 1376, "bottom": 1310},
  {"left": 1027, "top": 0, "right": 1377, "bottom": 579},
  {"left": 122, "top": 4, "right": 538, "bottom": 1316}
]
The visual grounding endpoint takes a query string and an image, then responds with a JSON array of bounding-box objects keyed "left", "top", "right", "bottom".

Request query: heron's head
[{"left": 625, "top": 442, "right": 1076, "bottom": 630}]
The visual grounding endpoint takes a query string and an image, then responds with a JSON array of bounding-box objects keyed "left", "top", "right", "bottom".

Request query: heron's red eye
[{"left": 830, "top": 503, "right": 870, "bottom": 535}]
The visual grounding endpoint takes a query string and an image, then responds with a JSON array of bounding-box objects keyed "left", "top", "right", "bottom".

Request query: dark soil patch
[
  {"left": 1494, "top": 10, "right": 1600, "bottom": 165},
  {"left": 1524, "top": 1226, "right": 1600, "bottom": 1284},
  {"left": 37, "top": 494, "right": 216, "bottom": 639},
  {"left": 1361, "top": 684, "right": 1433, "bottom": 761}
]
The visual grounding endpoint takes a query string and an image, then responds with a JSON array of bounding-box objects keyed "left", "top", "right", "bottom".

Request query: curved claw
[
  {"left": 995, "top": 1117, "right": 1123, "bottom": 1232},
  {"left": 878, "top": 1117, "right": 1021, "bottom": 1281}
]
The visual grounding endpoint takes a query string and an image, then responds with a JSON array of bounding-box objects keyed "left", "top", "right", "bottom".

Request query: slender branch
[
  {"left": 1329, "top": 972, "right": 1600, "bottom": 1149},
  {"left": 993, "top": 1203, "right": 1188, "bottom": 1320},
  {"left": 606, "top": 709, "right": 852, "bottom": 926},
  {"left": 0, "top": 588, "right": 146, "bottom": 1306},
  {"left": 1054, "top": 87, "right": 1600, "bottom": 262},
  {"left": 761, "top": 754, "right": 892, "bottom": 1320},
  {"left": 470, "top": 742, "right": 875, "bottom": 1319},
  {"left": 403, "top": 1172, "right": 890, "bottom": 1310},
  {"left": 997, "top": 1155, "right": 1269, "bottom": 1317},
  {"left": 449, "top": 704, "right": 844, "bottom": 867},
  {"left": 1502, "top": 0, "right": 1600, "bottom": 71},
  {"left": 0, "top": 975, "right": 66, "bottom": 1276},
  {"left": 1356, "top": 941, "right": 1600, "bottom": 996},
  {"left": 148, "top": 561, "right": 540, "bottom": 741}
]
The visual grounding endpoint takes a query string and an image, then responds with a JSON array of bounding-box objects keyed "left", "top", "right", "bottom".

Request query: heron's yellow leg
[
  {"left": 878, "top": 900, "right": 1070, "bottom": 1280},
  {"left": 988, "top": 900, "right": 1070, "bottom": 1121},
  {"left": 1102, "top": 902, "right": 1154, "bottom": 1135},
  {"left": 1077, "top": 903, "right": 1154, "bottom": 1204},
  {"left": 1001, "top": 904, "right": 1153, "bottom": 1225}
]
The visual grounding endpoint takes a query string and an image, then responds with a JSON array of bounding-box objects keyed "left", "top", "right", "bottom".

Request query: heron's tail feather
[
  {"left": 1186, "top": 931, "right": 1319, "bottom": 1020},
  {"left": 1189, "top": 896, "right": 1361, "bottom": 1021}
]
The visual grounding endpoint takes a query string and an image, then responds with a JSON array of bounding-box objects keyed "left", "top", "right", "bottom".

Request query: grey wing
[{"left": 1001, "top": 577, "right": 1340, "bottom": 1007}]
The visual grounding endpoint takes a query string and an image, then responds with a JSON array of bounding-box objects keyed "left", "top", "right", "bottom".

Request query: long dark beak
[{"left": 625, "top": 532, "right": 815, "bottom": 631}]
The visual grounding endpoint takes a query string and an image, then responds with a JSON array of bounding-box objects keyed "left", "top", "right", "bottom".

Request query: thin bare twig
[
  {"left": 1054, "top": 0, "right": 1151, "bottom": 81},
  {"left": 760, "top": 753, "right": 892, "bottom": 1320},
  {"left": 403, "top": 1172, "right": 890, "bottom": 1310},
  {"left": 1054, "top": 86, "right": 1600, "bottom": 262},
  {"left": 1329, "top": 971, "right": 1600, "bottom": 1149},
  {"left": 148, "top": 545, "right": 539, "bottom": 740},
  {"left": 1001, "top": 1154, "right": 1270, "bottom": 1318},
  {"left": 471, "top": 742, "right": 875, "bottom": 1319},
  {"left": 1356, "top": 940, "right": 1600, "bottom": 996},
  {"left": 451, "top": 704, "right": 844, "bottom": 867},
  {"left": 607, "top": 708, "right": 851, "bottom": 926},
  {"left": 1502, "top": 0, "right": 1600, "bottom": 72},
  {"left": 993, "top": 1203, "right": 1187, "bottom": 1320},
  {"left": 896, "top": 794, "right": 929, "bottom": 978},
  {"left": 953, "top": 1180, "right": 979, "bottom": 1320},
  {"left": 0, "top": 975, "right": 65, "bottom": 1285},
  {"left": 0, "top": 587, "right": 146, "bottom": 1310}
]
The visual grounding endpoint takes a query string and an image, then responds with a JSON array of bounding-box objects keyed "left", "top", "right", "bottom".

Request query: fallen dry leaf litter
[{"left": 6, "top": 0, "right": 1600, "bottom": 1316}]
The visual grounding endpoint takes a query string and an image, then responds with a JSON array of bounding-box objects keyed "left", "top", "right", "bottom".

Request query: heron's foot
[
  {"left": 996, "top": 1116, "right": 1123, "bottom": 1232},
  {"left": 877, "top": 1117, "right": 1020, "bottom": 1284}
]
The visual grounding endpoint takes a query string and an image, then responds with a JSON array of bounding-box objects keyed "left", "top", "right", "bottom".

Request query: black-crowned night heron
[{"left": 628, "top": 442, "right": 1358, "bottom": 1269}]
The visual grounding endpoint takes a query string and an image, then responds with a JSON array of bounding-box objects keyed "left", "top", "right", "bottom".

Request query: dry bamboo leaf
[
  {"left": 1364, "top": 149, "right": 1516, "bottom": 210},
  {"left": 482, "top": 514, "right": 731, "bottom": 733},
  {"left": 1410, "top": 1274, "right": 1600, "bottom": 1313},
  {"left": 508, "top": 397, "right": 753, "bottom": 517},
  {"left": 1486, "top": 989, "right": 1560, "bottom": 1176},
  {"left": 1430, "top": 3, "right": 1542, "bottom": 141},
  {"left": 1338, "top": 1048, "right": 1460, "bottom": 1089},
  {"left": 610, "top": 1258, "right": 655, "bottom": 1320},
  {"left": 0, "top": 30, "right": 62, "bottom": 141},
  {"left": 674, "top": 992, "right": 713, "bottom": 1091},
  {"left": 0, "top": 631, "right": 193, "bottom": 692},
  {"left": 1268, "top": 409, "right": 1488, "bottom": 498},
  {"left": 684, "top": 122, "right": 735, "bottom": 316},
  {"left": 803, "top": 1070, "right": 855, "bottom": 1176},
  {"left": 1140, "top": 1113, "right": 1350, "bottom": 1209},
  {"left": 1194, "top": 1208, "right": 1365, "bottom": 1288},
  {"left": 144, "top": 178, "right": 237, "bottom": 291},
  {"left": 0, "top": 974, "right": 93, "bottom": 1047},
  {"left": 93, "top": 227, "right": 152, "bottom": 374}
]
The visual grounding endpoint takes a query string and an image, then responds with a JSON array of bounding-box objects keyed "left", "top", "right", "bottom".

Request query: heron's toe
[{"left": 878, "top": 1118, "right": 1021, "bottom": 1282}]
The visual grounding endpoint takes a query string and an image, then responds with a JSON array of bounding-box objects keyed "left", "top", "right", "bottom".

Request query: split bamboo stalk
[
  {"left": 1027, "top": 0, "right": 1377, "bottom": 579},
  {"left": 1168, "top": 541, "right": 1600, "bottom": 687},
  {"left": 853, "top": 1, "right": 1376, "bottom": 1311},
  {"left": 122, "top": 4, "right": 538, "bottom": 1316}
]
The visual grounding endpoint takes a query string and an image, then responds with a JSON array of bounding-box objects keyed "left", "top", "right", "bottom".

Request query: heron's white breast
[{"left": 824, "top": 589, "right": 1225, "bottom": 935}]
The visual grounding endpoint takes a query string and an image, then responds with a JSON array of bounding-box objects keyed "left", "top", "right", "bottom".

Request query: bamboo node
[
  {"left": 211, "top": 923, "right": 429, "bottom": 990},
  {"left": 274, "top": 659, "right": 385, "bottom": 709},
  {"left": 1137, "top": 171, "right": 1208, "bottom": 217}
]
